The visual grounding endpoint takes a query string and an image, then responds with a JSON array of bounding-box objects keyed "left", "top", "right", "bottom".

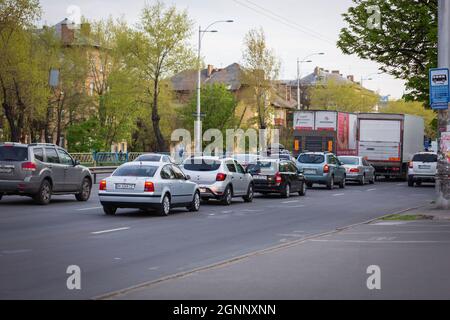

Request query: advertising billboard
[
  {"left": 293, "top": 111, "right": 314, "bottom": 130},
  {"left": 336, "top": 112, "right": 357, "bottom": 155},
  {"left": 314, "top": 111, "right": 337, "bottom": 131}
]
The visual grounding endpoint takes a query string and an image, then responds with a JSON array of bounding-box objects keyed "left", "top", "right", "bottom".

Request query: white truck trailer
[{"left": 357, "top": 113, "right": 425, "bottom": 179}]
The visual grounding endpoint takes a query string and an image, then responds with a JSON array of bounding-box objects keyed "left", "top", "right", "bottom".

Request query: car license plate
[
  {"left": 304, "top": 169, "right": 316, "bottom": 175},
  {"left": 0, "top": 168, "right": 12, "bottom": 173},
  {"left": 419, "top": 165, "right": 431, "bottom": 169},
  {"left": 253, "top": 175, "right": 267, "bottom": 180},
  {"left": 199, "top": 188, "right": 206, "bottom": 193},
  {"left": 115, "top": 183, "right": 135, "bottom": 190}
]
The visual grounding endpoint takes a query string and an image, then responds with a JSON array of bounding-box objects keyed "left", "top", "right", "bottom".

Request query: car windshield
[
  {"left": 298, "top": 154, "right": 324, "bottom": 164},
  {"left": 0, "top": 146, "right": 28, "bottom": 161},
  {"left": 412, "top": 154, "right": 437, "bottom": 163},
  {"left": 183, "top": 159, "right": 221, "bottom": 171},
  {"left": 135, "top": 154, "right": 162, "bottom": 162},
  {"left": 113, "top": 165, "right": 158, "bottom": 177},
  {"left": 247, "top": 161, "right": 278, "bottom": 174},
  {"left": 339, "top": 157, "right": 360, "bottom": 165}
]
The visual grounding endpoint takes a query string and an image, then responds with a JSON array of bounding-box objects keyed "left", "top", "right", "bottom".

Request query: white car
[
  {"left": 134, "top": 153, "right": 175, "bottom": 163},
  {"left": 408, "top": 152, "right": 437, "bottom": 187},
  {"left": 99, "top": 162, "right": 200, "bottom": 216},
  {"left": 181, "top": 156, "right": 254, "bottom": 205}
]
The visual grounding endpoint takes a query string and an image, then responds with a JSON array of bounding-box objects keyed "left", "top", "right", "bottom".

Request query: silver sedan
[
  {"left": 338, "top": 156, "right": 375, "bottom": 185},
  {"left": 98, "top": 161, "right": 200, "bottom": 216}
]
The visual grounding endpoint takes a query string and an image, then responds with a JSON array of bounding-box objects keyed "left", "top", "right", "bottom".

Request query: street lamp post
[
  {"left": 296, "top": 52, "right": 324, "bottom": 110},
  {"left": 195, "top": 20, "right": 233, "bottom": 155}
]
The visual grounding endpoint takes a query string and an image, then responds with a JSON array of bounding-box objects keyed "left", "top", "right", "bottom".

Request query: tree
[
  {"left": 241, "top": 28, "right": 280, "bottom": 129},
  {"left": 337, "top": 0, "right": 437, "bottom": 103},
  {"left": 0, "top": 0, "right": 46, "bottom": 142},
  {"left": 382, "top": 99, "right": 437, "bottom": 139},
  {"left": 309, "top": 79, "right": 379, "bottom": 112},
  {"left": 118, "top": 1, "right": 196, "bottom": 151},
  {"left": 180, "top": 83, "right": 238, "bottom": 142}
]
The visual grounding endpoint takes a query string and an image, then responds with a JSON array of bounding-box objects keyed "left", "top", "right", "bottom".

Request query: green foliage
[
  {"left": 241, "top": 28, "right": 280, "bottom": 129},
  {"left": 117, "top": 0, "right": 196, "bottom": 151},
  {"left": 309, "top": 79, "right": 379, "bottom": 112},
  {"left": 337, "top": 0, "right": 437, "bottom": 103},
  {"left": 180, "top": 84, "right": 238, "bottom": 136},
  {"left": 66, "top": 117, "right": 105, "bottom": 152}
]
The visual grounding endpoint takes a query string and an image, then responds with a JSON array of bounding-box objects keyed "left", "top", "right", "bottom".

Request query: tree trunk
[
  {"left": 151, "top": 78, "right": 167, "bottom": 152},
  {"left": 2, "top": 102, "right": 20, "bottom": 142}
]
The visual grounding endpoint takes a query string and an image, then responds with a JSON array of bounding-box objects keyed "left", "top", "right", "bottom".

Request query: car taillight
[
  {"left": 99, "top": 180, "right": 107, "bottom": 191},
  {"left": 275, "top": 172, "right": 282, "bottom": 184},
  {"left": 409, "top": 161, "right": 413, "bottom": 169},
  {"left": 21, "top": 162, "right": 36, "bottom": 172},
  {"left": 323, "top": 164, "right": 330, "bottom": 173},
  {"left": 216, "top": 173, "right": 227, "bottom": 181},
  {"left": 350, "top": 168, "right": 360, "bottom": 173},
  {"left": 144, "top": 181, "right": 154, "bottom": 192}
]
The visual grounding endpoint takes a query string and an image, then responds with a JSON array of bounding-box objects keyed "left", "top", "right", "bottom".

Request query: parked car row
[{"left": 0, "top": 143, "right": 434, "bottom": 216}]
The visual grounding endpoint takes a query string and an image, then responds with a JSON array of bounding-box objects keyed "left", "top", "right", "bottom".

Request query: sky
[{"left": 38, "top": 0, "right": 406, "bottom": 99}]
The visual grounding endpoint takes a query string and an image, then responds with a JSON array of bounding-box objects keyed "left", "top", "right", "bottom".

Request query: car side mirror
[
  {"left": 74, "top": 160, "right": 80, "bottom": 166},
  {"left": 185, "top": 175, "right": 191, "bottom": 180}
]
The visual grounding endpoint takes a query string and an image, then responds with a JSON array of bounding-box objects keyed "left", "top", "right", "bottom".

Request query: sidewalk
[{"left": 105, "top": 207, "right": 450, "bottom": 300}]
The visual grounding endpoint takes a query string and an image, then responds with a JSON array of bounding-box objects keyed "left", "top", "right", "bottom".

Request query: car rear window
[
  {"left": 183, "top": 159, "right": 221, "bottom": 171},
  {"left": 0, "top": 146, "right": 28, "bottom": 161},
  {"left": 339, "top": 157, "right": 359, "bottom": 165},
  {"left": 412, "top": 154, "right": 437, "bottom": 163},
  {"left": 135, "top": 154, "right": 162, "bottom": 162},
  {"left": 298, "top": 154, "right": 324, "bottom": 164},
  {"left": 113, "top": 165, "right": 158, "bottom": 177},
  {"left": 247, "top": 161, "right": 278, "bottom": 174}
]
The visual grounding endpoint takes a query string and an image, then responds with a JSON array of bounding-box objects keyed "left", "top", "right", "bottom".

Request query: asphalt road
[{"left": 0, "top": 180, "right": 434, "bottom": 299}]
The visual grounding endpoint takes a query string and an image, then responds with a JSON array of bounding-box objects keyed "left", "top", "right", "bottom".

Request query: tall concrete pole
[
  {"left": 436, "top": 0, "right": 450, "bottom": 209},
  {"left": 195, "top": 26, "right": 202, "bottom": 156},
  {"left": 297, "top": 58, "right": 301, "bottom": 110}
]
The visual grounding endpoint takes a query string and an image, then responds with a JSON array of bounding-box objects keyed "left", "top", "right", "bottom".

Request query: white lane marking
[
  {"left": 148, "top": 267, "right": 159, "bottom": 271},
  {"left": 1, "top": 249, "right": 32, "bottom": 254},
  {"left": 310, "top": 239, "right": 450, "bottom": 244},
  {"left": 114, "top": 257, "right": 122, "bottom": 260},
  {"left": 282, "top": 205, "right": 305, "bottom": 208},
  {"left": 345, "top": 231, "right": 450, "bottom": 234},
  {"left": 221, "top": 210, "right": 233, "bottom": 214},
  {"left": 278, "top": 233, "right": 304, "bottom": 238},
  {"left": 332, "top": 193, "right": 345, "bottom": 197},
  {"left": 281, "top": 200, "right": 299, "bottom": 204},
  {"left": 91, "top": 227, "right": 130, "bottom": 235},
  {"left": 397, "top": 183, "right": 405, "bottom": 186},
  {"left": 367, "top": 188, "right": 377, "bottom": 192},
  {"left": 77, "top": 206, "right": 102, "bottom": 211}
]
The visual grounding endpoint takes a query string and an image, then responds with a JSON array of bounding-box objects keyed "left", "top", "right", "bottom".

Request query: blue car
[{"left": 296, "top": 152, "right": 346, "bottom": 189}]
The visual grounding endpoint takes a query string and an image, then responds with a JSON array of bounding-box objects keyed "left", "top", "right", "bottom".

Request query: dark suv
[{"left": 0, "top": 143, "right": 93, "bottom": 204}]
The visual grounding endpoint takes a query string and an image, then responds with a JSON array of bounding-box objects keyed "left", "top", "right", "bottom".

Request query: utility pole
[{"left": 436, "top": 0, "right": 450, "bottom": 209}]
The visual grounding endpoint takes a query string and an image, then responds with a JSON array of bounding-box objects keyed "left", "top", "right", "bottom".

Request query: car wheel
[
  {"left": 369, "top": 176, "right": 375, "bottom": 184},
  {"left": 188, "top": 191, "right": 201, "bottom": 212},
  {"left": 327, "top": 176, "right": 334, "bottom": 190},
  {"left": 339, "top": 177, "right": 346, "bottom": 189},
  {"left": 103, "top": 205, "right": 117, "bottom": 215},
  {"left": 360, "top": 175, "right": 366, "bottom": 185},
  {"left": 221, "top": 186, "right": 233, "bottom": 206},
  {"left": 306, "top": 182, "right": 313, "bottom": 188},
  {"left": 415, "top": 181, "right": 422, "bottom": 187},
  {"left": 299, "top": 182, "right": 307, "bottom": 196},
  {"left": 0, "top": 193, "right": 3, "bottom": 201},
  {"left": 408, "top": 176, "right": 414, "bottom": 187},
  {"left": 33, "top": 180, "right": 52, "bottom": 205},
  {"left": 75, "top": 177, "right": 92, "bottom": 201},
  {"left": 157, "top": 194, "right": 171, "bottom": 216},
  {"left": 243, "top": 184, "right": 254, "bottom": 203},
  {"left": 282, "top": 183, "right": 291, "bottom": 198}
]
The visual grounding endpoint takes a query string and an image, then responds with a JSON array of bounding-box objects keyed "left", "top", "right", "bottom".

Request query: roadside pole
[{"left": 436, "top": 0, "right": 450, "bottom": 209}]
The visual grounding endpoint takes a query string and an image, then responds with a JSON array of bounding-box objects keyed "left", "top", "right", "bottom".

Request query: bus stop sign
[{"left": 430, "top": 68, "right": 449, "bottom": 110}]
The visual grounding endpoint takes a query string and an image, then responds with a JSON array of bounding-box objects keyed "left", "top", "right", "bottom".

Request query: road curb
[{"left": 93, "top": 204, "right": 427, "bottom": 300}]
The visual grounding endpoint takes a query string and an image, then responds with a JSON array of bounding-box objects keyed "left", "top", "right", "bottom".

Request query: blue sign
[{"left": 430, "top": 68, "right": 449, "bottom": 110}]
